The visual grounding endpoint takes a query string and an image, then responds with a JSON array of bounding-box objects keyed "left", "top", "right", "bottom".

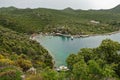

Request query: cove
[{"left": 34, "top": 33, "right": 120, "bottom": 67}]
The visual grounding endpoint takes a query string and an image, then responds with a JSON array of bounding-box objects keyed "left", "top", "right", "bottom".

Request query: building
[{"left": 90, "top": 20, "right": 100, "bottom": 24}]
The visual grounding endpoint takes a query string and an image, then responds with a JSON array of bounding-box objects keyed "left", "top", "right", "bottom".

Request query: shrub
[
  {"left": 0, "top": 54, "right": 5, "bottom": 59},
  {"left": 26, "top": 74, "right": 43, "bottom": 80},
  {"left": 0, "top": 66, "right": 22, "bottom": 80},
  {"left": 16, "top": 59, "right": 32, "bottom": 71},
  {"left": 0, "top": 59, "right": 14, "bottom": 66}
]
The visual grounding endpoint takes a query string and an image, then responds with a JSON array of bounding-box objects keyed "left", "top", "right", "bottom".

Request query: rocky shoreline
[{"left": 31, "top": 30, "right": 120, "bottom": 39}]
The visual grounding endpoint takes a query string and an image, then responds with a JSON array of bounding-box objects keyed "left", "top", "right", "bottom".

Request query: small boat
[
  {"left": 71, "top": 36, "right": 73, "bottom": 40},
  {"left": 56, "top": 65, "right": 69, "bottom": 71}
]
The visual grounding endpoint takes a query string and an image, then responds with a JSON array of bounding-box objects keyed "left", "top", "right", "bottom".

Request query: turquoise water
[{"left": 34, "top": 33, "right": 120, "bottom": 67}]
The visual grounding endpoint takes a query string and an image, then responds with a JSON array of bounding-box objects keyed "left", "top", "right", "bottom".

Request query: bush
[
  {"left": 0, "top": 59, "right": 14, "bottom": 66},
  {"left": 0, "top": 66, "right": 22, "bottom": 80},
  {"left": 26, "top": 74, "right": 43, "bottom": 80},
  {"left": 16, "top": 59, "right": 32, "bottom": 71},
  {"left": 0, "top": 54, "right": 5, "bottom": 59}
]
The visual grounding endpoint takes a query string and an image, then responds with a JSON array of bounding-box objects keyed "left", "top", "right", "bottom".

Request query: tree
[
  {"left": 99, "top": 39, "right": 120, "bottom": 63},
  {"left": 41, "top": 67, "right": 58, "bottom": 80},
  {"left": 66, "top": 54, "right": 84, "bottom": 70},
  {"left": 88, "top": 60, "right": 102, "bottom": 79},
  {"left": 79, "top": 48, "right": 96, "bottom": 62},
  {"left": 72, "top": 60, "right": 89, "bottom": 80},
  {"left": 66, "top": 54, "right": 77, "bottom": 70}
]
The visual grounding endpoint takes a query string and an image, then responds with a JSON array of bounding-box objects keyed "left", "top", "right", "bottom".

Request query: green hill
[
  {"left": 110, "top": 4, "right": 120, "bottom": 12},
  {"left": 0, "top": 5, "right": 120, "bottom": 35},
  {"left": 0, "top": 25, "right": 53, "bottom": 69}
]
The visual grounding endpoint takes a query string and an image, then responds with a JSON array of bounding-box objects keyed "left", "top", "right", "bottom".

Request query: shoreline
[
  {"left": 88, "top": 30, "right": 120, "bottom": 37},
  {"left": 30, "top": 30, "right": 120, "bottom": 67},
  {"left": 31, "top": 36, "right": 56, "bottom": 68},
  {"left": 32, "top": 29, "right": 120, "bottom": 39}
]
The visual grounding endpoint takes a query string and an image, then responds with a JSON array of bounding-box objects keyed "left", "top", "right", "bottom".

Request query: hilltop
[{"left": 0, "top": 5, "right": 120, "bottom": 35}]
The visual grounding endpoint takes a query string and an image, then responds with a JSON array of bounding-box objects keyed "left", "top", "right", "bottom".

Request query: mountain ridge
[
  {"left": 0, "top": 4, "right": 120, "bottom": 35},
  {"left": 1, "top": 4, "right": 120, "bottom": 11}
]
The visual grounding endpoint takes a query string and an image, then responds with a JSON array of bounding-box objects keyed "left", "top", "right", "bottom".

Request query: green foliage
[
  {"left": 0, "top": 66, "right": 22, "bottom": 80},
  {"left": 88, "top": 60, "right": 102, "bottom": 76},
  {"left": 0, "top": 54, "right": 5, "bottom": 59},
  {"left": 57, "top": 71, "right": 68, "bottom": 80},
  {"left": 66, "top": 39, "right": 120, "bottom": 80},
  {"left": 16, "top": 59, "right": 32, "bottom": 71},
  {"left": 66, "top": 54, "right": 84, "bottom": 70},
  {"left": 0, "top": 25, "right": 54, "bottom": 79},
  {"left": 0, "top": 6, "right": 120, "bottom": 35},
  {"left": 115, "top": 63, "right": 120, "bottom": 78},
  {"left": 98, "top": 39, "right": 120, "bottom": 63},
  {"left": 79, "top": 48, "right": 96, "bottom": 62},
  {"left": 41, "top": 67, "right": 58, "bottom": 80},
  {"left": 102, "top": 64, "right": 115, "bottom": 77},
  {"left": 26, "top": 74, "right": 43, "bottom": 80},
  {"left": 73, "top": 60, "right": 89, "bottom": 80},
  {"left": 0, "top": 25, "right": 53, "bottom": 69},
  {"left": 99, "top": 39, "right": 120, "bottom": 53},
  {"left": 0, "top": 59, "right": 14, "bottom": 66}
]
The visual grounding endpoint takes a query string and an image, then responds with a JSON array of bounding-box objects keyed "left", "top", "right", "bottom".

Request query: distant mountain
[
  {"left": 0, "top": 5, "right": 120, "bottom": 35},
  {"left": 0, "top": 6, "right": 17, "bottom": 11},
  {"left": 62, "top": 7, "right": 76, "bottom": 14},
  {"left": 63, "top": 7, "right": 74, "bottom": 11},
  {"left": 110, "top": 4, "right": 120, "bottom": 12}
]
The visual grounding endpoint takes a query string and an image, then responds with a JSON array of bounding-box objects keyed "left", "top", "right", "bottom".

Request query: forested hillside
[
  {"left": 0, "top": 5, "right": 120, "bottom": 34},
  {"left": 0, "top": 25, "right": 53, "bottom": 80},
  {"left": 0, "top": 25, "right": 53, "bottom": 68},
  {"left": 1, "top": 5, "right": 120, "bottom": 80}
]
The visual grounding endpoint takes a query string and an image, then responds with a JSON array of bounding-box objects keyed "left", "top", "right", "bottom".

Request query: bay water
[{"left": 34, "top": 33, "right": 120, "bottom": 67}]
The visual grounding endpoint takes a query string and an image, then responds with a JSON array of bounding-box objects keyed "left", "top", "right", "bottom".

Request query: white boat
[
  {"left": 56, "top": 65, "right": 69, "bottom": 71},
  {"left": 71, "top": 36, "right": 73, "bottom": 40}
]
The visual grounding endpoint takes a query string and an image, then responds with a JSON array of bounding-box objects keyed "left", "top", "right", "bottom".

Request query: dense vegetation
[
  {"left": 0, "top": 25, "right": 53, "bottom": 80},
  {"left": 66, "top": 39, "right": 120, "bottom": 80},
  {"left": 0, "top": 5, "right": 120, "bottom": 34},
  {"left": 1, "top": 5, "right": 120, "bottom": 80}
]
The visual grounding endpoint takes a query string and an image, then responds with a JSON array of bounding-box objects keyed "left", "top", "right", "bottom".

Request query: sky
[{"left": 0, "top": 0, "right": 120, "bottom": 10}]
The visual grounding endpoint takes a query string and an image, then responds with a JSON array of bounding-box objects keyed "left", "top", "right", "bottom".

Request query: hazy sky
[{"left": 0, "top": 0, "right": 120, "bottom": 10}]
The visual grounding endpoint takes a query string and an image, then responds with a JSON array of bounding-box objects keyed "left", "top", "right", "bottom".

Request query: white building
[{"left": 90, "top": 20, "right": 100, "bottom": 24}]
